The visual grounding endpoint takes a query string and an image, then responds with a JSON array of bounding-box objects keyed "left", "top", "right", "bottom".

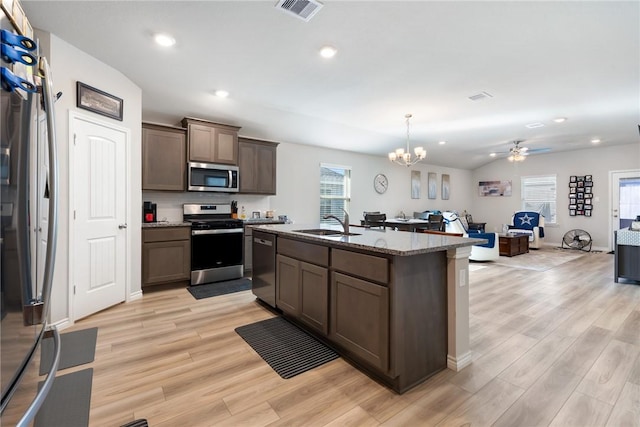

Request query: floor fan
[{"left": 562, "top": 229, "right": 593, "bottom": 252}]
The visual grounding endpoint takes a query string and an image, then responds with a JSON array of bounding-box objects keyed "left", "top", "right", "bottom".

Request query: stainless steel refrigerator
[{"left": 1, "top": 0, "right": 60, "bottom": 425}]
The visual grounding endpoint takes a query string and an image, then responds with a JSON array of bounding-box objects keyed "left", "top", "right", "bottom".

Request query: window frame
[
  {"left": 520, "top": 174, "right": 557, "bottom": 225},
  {"left": 319, "top": 163, "right": 351, "bottom": 225}
]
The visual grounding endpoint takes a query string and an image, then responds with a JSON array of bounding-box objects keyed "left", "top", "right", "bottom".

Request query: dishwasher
[{"left": 251, "top": 230, "right": 276, "bottom": 307}]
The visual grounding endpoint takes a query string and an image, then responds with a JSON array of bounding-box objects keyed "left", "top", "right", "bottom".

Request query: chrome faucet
[{"left": 323, "top": 209, "right": 350, "bottom": 234}]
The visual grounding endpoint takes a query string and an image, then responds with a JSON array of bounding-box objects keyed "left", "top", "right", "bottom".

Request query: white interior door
[
  {"left": 36, "top": 113, "right": 49, "bottom": 293},
  {"left": 610, "top": 169, "right": 640, "bottom": 249},
  {"left": 72, "top": 115, "right": 127, "bottom": 320}
]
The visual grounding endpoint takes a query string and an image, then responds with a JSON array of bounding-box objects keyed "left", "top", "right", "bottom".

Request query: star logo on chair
[{"left": 519, "top": 213, "right": 533, "bottom": 226}]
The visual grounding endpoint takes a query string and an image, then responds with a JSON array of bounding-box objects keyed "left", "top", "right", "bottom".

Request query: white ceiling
[{"left": 23, "top": 1, "right": 640, "bottom": 169}]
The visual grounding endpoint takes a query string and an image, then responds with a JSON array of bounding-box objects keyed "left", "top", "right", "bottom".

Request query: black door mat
[
  {"left": 35, "top": 368, "right": 93, "bottom": 427},
  {"left": 40, "top": 327, "right": 98, "bottom": 375},
  {"left": 235, "top": 317, "right": 339, "bottom": 379},
  {"left": 188, "top": 277, "right": 251, "bottom": 300}
]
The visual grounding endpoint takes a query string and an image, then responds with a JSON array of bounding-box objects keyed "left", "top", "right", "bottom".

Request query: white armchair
[
  {"left": 442, "top": 212, "right": 499, "bottom": 261},
  {"left": 509, "top": 211, "right": 545, "bottom": 249}
]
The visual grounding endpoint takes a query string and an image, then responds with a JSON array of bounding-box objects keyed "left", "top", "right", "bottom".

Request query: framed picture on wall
[
  {"left": 570, "top": 176, "right": 577, "bottom": 183},
  {"left": 428, "top": 172, "right": 437, "bottom": 199},
  {"left": 570, "top": 209, "right": 576, "bottom": 216},
  {"left": 585, "top": 175, "right": 592, "bottom": 181},
  {"left": 585, "top": 210, "right": 592, "bottom": 217}
]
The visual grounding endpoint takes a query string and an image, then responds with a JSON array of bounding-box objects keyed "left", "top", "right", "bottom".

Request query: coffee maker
[{"left": 143, "top": 201, "right": 157, "bottom": 223}]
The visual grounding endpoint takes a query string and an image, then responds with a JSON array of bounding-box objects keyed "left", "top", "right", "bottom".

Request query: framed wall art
[
  {"left": 441, "top": 174, "right": 450, "bottom": 200},
  {"left": 478, "top": 180, "right": 512, "bottom": 197},
  {"left": 569, "top": 175, "right": 593, "bottom": 216},
  {"left": 76, "top": 81, "right": 123, "bottom": 121},
  {"left": 411, "top": 170, "right": 421, "bottom": 199},
  {"left": 428, "top": 172, "right": 437, "bottom": 199}
]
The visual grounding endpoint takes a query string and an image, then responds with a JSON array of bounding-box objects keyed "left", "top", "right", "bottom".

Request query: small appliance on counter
[{"left": 143, "top": 201, "right": 157, "bottom": 223}]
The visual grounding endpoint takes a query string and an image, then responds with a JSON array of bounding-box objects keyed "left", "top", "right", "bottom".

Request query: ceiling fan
[{"left": 498, "top": 140, "right": 550, "bottom": 162}]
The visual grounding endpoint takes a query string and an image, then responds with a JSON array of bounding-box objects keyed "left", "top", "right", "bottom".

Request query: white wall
[
  {"left": 471, "top": 142, "right": 640, "bottom": 250},
  {"left": 271, "top": 142, "right": 473, "bottom": 225},
  {"left": 38, "top": 32, "right": 142, "bottom": 325}
]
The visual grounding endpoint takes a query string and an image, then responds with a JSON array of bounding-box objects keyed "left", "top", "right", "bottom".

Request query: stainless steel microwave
[{"left": 188, "top": 162, "right": 239, "bottom": 192}]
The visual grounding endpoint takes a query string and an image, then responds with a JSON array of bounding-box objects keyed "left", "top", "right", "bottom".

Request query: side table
[{"left": 499, "top": 233, "right": 529, "bottom": 257}]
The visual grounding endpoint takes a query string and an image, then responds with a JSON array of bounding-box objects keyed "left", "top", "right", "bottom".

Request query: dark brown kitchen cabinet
[
  {"left": 330, "top": 272, "right": 389, "bottom": 372},
  {"left": 276, "top": 238, "right": 330, "bottom": 335},
  {"left": 142, "top": 123, "right": 186, "bottom": 191},
  {"left": 181, "top": 117, "right": 240, "bottom": 165},
  {"left": 142, "top": 227, "right": 191, "bottom": 287},
  {"left": 238, "top": 138, "right": 278, "bottom": 195}
]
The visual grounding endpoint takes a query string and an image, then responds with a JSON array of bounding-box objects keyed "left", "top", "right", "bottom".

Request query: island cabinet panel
[
  {"left": 142, "top": 123, "right": 186, "bottom": 191},
  {"left": 238, "top": 138, "right": 278, "bottom": 195},
  {"left": 331, "top": 249, "right": 389, "bottom": 284},
  {"left": 276, "top": 254, "right": 300, "bottom": 316},
  {"left": 276, "top": 239, "right": 330, "bottom": 334},
  {"left": 299, "top": 261, "right": 329, "bottom": 335},
  {"left": 181, "top": 117, "right": 240, "bottom": 165},
  {"left": 278, "top": 238, "right": 329, "bottom": 266},
  {"left": 142, "top": 227, "right": 191, "bottom": 287},
  {"left": 330, "top": 272, "right": 389, "bottom": 372}
]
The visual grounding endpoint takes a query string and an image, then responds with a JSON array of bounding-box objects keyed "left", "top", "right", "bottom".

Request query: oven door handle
[{"left": 192, "top": 228, "right": 244, "bottom": 236}]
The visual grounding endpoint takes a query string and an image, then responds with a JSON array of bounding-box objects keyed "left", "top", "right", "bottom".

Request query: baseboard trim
[
  {"left": 128, "top": 290, "right": 143, "bottom": 301},
  {"left": 447, "top": 352, "right": 472, "bottom": 371}
]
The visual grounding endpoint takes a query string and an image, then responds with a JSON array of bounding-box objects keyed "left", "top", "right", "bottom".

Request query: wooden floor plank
[{"left": 26, "top": 249, "right": 640, "bottom": 427}]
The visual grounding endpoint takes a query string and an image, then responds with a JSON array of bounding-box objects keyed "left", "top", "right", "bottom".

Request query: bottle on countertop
[{"left": 240, "top": 206, "right": 246, "bottom": 219}]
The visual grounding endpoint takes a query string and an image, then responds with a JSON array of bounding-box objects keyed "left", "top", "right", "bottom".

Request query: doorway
[
  {"left": 610, "top": 169, "right": 640, "bottom": 250},
  {"left": 69, "top": 112, "right": 129, "bottom": 320}
]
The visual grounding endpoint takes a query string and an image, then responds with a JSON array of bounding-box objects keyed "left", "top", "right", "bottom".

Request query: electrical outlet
[{"left": 459, "top": 269, "right": 467, "bottom": 287}]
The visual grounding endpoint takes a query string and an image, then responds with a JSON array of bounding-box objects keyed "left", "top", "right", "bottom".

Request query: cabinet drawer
[
  {"left": 331, "top": 249, "right": 389, "bottom": 284},
  {"left": 143, "top": 227, "right": 190, "bottom": 243},
  {"left": 278, "top": 237, "right": 329, "bottom": 267}
]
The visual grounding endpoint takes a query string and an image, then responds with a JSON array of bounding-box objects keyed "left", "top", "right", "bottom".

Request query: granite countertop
[
  {"left": 243, "top": 218, "right": 286, "bottom": 225},
  {"left": 252, "top": 223, "right": 484, "bottom": 256},
  {"left": 142, "top": 221, "right": 190, "bottom": 228}
]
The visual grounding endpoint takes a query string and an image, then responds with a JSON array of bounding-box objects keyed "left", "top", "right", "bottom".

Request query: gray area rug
[
  {"left": 235, "top": 317, "right": 339, "bottom": 379},
  {"left": 188, "top": 278, "right": 251, "bottom": 300},
  {"left": 40, "top": 327, "right": 98, "bottom": 375},
  {"left": 35, "top": 368, "right": 93, "bottom": 427}
]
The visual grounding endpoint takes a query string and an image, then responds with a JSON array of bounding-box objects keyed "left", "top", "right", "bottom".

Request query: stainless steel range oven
[{"left": 184, "top": 204, "right": 244, "bottom": 285}]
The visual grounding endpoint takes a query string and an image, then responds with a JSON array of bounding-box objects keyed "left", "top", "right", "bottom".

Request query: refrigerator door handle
[
  {"left": 17, "top": 327, "right": 61, "bottom": 427},
  {"left": 38, "top": 57, "right": 58, "bottom": 319}
]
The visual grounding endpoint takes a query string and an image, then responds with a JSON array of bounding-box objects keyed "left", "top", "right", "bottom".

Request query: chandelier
[
  {"left": 507, "top": 143, "right": 528, "bottom": 162},
  {"left": 388, "top": 114, "right": 426, "bottom": 167}
]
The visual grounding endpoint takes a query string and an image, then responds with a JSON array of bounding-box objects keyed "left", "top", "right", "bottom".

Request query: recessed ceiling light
[
  {"left": 591, "top": 138, "right": 601, "bottom": 144},
  {"left": 438, "top": 141, "right": 446, "bottom": 145},
  {"left": 154, "top": 33, "right": 176, "bottom": 47},
  {"left": 214, "top": 90, "right": 229, "bottom": 98},
  {"left": 489, "top": 153, "right": 497, "bottom": 157},
  {"left": 525, "top": 122, "right": 545, "bottom": 129},
  {"left": 553, "top": 117, "right": 567, "bottom": 123},
  {"left": 319, "top": 46, "right": 337, "bottom": 58}
]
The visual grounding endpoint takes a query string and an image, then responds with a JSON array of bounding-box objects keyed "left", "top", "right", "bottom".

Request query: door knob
[{"left": 118, "top": 223, "right": 127, "bottom": 229}]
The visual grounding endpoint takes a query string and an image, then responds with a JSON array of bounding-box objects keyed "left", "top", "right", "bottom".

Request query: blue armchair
[{"left": 509, "top": 211, "right": 545, "bottom": 249}]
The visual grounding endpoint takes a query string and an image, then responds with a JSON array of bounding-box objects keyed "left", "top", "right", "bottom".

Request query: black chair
[
  {"left": 426, "top": 214, "right": 444, "bottom": 231},
  {"left": 364, "top": 212, "right": 386, "bottom": 229}
]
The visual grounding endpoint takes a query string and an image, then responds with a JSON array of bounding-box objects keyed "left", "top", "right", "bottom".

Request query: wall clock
[{"left": 374, "top": 173, "right": 388, "bottom": 194}]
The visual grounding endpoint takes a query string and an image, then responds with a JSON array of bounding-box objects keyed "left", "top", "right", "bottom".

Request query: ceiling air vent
[
  {"left": 468, "top": 91, "right": 493, "bottom": 101},
  {"left": 276, "top": 0, "right": 324, "bottom": 22}
]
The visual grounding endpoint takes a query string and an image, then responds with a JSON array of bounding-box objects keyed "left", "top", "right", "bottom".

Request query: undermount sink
[{"left": 293, "top": 229, "right": 361, "bottom": 236}]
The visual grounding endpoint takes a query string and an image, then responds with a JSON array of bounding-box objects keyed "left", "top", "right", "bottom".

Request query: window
[
  {"left": 320, "top": 163, "right": 351, "bottom": 225},
  {"left": 521, "top": 175, "right": 557, "bottom": 225}
]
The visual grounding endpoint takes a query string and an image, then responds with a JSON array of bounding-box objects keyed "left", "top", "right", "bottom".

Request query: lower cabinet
[
  {"left": 330, "top": 272, "right": 389, "bottom": 372},
  {"left": 142, "top": 227, "right": 191, "bottom": 287},
  {"left": 276, "top": 254, "right": 329, "bottom": 335}
]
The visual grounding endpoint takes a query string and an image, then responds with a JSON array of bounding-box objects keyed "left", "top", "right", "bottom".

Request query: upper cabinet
[
  {"left": 181, "top": 117, "right": 240, "bottom": 165},
  {"left": 238, "top": 137, "right": 278, "bottom": 195},
  {"left": 142, "top": 123, "right": 186, "bottom": 191}
]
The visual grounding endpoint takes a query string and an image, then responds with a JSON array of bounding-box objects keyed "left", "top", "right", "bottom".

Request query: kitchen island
[{"left": 250, "top": 223, "right": 483, "bottom": 393}]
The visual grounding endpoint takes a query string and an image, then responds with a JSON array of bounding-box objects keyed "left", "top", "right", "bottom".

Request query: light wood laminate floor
[{"left": 64, "top": 249, "right": 640, "bottom": 426}]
